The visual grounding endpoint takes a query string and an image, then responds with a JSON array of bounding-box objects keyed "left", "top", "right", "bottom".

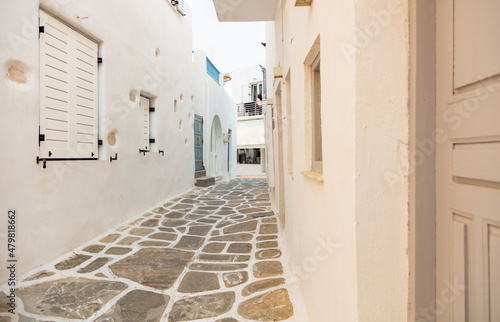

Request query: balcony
[{"left": 237, "top": 100, "right": 266, "bottom": 118}]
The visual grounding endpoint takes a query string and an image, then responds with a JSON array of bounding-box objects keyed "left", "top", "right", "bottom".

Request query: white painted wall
[
  {"left": 192, "top": 51, "right": 237, "bottom": 180},
  {"left": 263, "top": 0, "right": 410, "bottom": 321},
  {"left": 226, "top": 65, "right": 263, "bottom": 103},
  {"left": 0, "top": 0, "right": 197, "bottom": 282}
]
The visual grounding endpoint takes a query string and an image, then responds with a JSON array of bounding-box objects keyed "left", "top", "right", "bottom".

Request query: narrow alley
[{"left": 6, "top": 179, "right": 306, "bottom": 321}]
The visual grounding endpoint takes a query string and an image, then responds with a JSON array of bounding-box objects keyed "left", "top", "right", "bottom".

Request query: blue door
[{"left": 194, "top": 114, "right": 204, "bottom": 171}]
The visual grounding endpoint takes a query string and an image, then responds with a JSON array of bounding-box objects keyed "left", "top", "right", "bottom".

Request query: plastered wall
[
  {"left": 192, "top": 51, "right": 237, "bottom": 180},
  {"left": 265, "top": 0, "right": 410, "bottom": 320},
  {"left": 0, "top": 0, "right": 198, "bottom": 282}
]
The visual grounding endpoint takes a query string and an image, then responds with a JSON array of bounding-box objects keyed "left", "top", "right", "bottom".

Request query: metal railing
[{"left": 237, "top": 100, "right": 266, "bottom": 117}]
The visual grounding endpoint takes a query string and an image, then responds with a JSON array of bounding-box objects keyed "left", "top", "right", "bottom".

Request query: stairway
[{"left": 195, "top": 170, "right": 215, "bottom": 187}]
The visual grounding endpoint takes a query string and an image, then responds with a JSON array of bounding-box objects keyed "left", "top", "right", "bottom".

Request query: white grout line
[{"left": 3, "top": 179, "right": 308, "bottom": 322}]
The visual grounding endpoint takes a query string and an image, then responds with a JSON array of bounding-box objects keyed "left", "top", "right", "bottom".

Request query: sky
[{"left": 191, "top": 0, "right": 266, "bottom": 73}]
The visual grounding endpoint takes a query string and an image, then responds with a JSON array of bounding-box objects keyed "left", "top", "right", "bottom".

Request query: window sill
[{"left": 300, "top": 170, "right": 324, "bottom": 183}]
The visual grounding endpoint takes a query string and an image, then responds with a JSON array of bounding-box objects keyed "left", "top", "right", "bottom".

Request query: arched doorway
[{"left": 210, "top": 115, "right": 223, "bottom": 178}]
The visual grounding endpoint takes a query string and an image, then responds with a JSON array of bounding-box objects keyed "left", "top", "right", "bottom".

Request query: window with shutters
[
  {"left": 177, "top": 0, "right": 187, "bottom": 16},
  {"left": 139, "top": 96, "right": 151, "bottom": 152},
  {"left": 39, "top": 10, "right": 99, "bottom": 160}
]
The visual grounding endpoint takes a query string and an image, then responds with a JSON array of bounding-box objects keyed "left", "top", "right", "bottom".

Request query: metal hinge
[
  {"left": 39, "top": 26, "right": 45, "bottom": 33},
  {"left": 39, "top": 134, "right": 45, "bottom": 142},
  {"left": 149, "top": 107, "right": 155, "bottom": 112},
  {"left": 149, "top": 138, "right": 155, "bottom": 143},
  {"left": 98, "top": 57, "right": 103, "bottom": 64}
]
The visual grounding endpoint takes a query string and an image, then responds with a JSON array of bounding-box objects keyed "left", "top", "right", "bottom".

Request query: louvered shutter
[
  {"left": 177, "top": 0, "right": 186, "bottom": 16},
  {"left": 39, "top": 10, "right": 98, "bottom": 159},
  {"left": 140, "top": 96, "right": 150, "bottom": 151}
]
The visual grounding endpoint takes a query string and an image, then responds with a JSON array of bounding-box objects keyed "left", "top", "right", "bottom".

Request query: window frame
[{"left": 311, "top": 53, "right": 323, "bottom": 173}]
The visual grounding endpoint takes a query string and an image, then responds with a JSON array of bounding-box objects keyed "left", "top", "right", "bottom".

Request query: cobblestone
[{"left": 12, "top": 179, "right": 300, "bottom": 321}]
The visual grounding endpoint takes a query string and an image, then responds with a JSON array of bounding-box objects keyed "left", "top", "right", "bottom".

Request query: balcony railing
[{"left": 237, "top": 100, "right": 266, "bottom": 117}]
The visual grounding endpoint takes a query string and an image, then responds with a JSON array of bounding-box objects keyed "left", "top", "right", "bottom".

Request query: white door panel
[{"left": 437, "top": 0, "right": 500, "bottom": 321}]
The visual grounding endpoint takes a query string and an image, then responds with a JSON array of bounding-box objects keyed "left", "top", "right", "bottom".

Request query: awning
[{"left": 237, "top": 119, "right": 265, "bottom": 147}]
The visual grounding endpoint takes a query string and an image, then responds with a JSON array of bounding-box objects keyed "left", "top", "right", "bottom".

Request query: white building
[
  {"left": 0, "top": 0, "right": 236, "bottom": 282},
  {"left": 192, "top": 51, "right": 237, "bottom": 183},
  {"left": 226, "top": 65, "right": 267, "bottom": 176},
  {"left": 212, "top": 0, "right": 500, "bottom": 321}
]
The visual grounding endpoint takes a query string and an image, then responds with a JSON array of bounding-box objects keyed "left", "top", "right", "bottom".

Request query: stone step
[
  {"left": 195, "top": 170, "right": 206, "bottom": 178},
  {"left": 195, "top": 176, "right": 215, "bottom": 187}
]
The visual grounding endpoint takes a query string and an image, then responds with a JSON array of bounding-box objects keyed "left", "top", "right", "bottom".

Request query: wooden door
[
  {"left": 194, "top": 114, "right": 204, "bottom": 171},
  {"left": 436, "top": 0, "right": 500, "bottom": 320}
]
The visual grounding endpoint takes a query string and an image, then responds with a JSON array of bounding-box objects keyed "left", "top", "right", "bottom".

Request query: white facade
[
  {"left": 228, "top": 65, "right": 266, "bottom": 176},
  {"left": 264, "top": 2, "right": 410, "bottom": 320},
  {"left": 192, "top": 51, "right": 237, "bottom": 180},
  {"left": 226, "top": 65, "right": 263, "bottom": 103},
  {"left": 0, "top": 0, "right": 237, "bottom": 283},
  {"left": 214, "top": 0, "right": 411, "bottom": 320}
]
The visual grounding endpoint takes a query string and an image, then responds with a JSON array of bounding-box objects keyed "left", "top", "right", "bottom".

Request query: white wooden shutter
[
  {"left": 39, "top": 10, "right": 98, "bottom": 159},
  {"left": 140, "top": 96, "right": 150, "bottom": 151},
  {"left": 177, "top": 0, "right": 186, "bottom": 16}
]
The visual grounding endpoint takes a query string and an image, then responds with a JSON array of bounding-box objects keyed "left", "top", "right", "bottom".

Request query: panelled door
[
  {"left": 436, "top": 0, "right": 500, "bottom": 320},
  {"left": 194, "top": 114, "right": 204, "bottom": 171}
]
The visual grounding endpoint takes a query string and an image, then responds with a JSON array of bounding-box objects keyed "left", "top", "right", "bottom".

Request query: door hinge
[
  {"left": 98, "top": 57, "right": 103, "bottom": 64},
  {"left": 98, "top": 139, "right": 103, "bottom": 146},
  {"left": 39, "top": 26, "right": 45, "bottom": 33},
  {"left": 149, "top": 138, "right": 156, "bottom": 143},
  {"left": 149, "top": 107, "right": 155, "bottom": 112},
  {"left": 39, "top": 134, "right": 45, "bottom": 142}
]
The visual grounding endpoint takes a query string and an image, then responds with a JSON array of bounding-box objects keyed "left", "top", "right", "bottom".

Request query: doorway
[
  {"left": 210, "top": 115, "right": 223, "bottom": 178},
  {"left": 194, "top": 114, "right": 204, "bottom": 171}
]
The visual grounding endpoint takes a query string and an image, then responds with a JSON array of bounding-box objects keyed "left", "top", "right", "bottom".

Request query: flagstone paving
[{"left": 5, "top": 178, "right": 305, "bottom": 321}]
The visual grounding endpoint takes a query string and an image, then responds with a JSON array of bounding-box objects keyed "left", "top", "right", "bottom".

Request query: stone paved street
[{"left": 3, "top": 179, "right": 307, "bottom": 321}]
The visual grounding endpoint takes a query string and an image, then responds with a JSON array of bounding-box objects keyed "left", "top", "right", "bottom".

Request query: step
[
  {"left": 195, "top": 176, "right": 215, "bottom": 187},
  {"left": 195, "top": 170, "right": 206, "bottom": 178}
]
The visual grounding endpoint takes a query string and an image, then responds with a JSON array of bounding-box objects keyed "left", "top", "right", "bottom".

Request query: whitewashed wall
[
  {"left": 225, "top": 65, "right": 263, "bottom": 103},
  {"left": 0, "top": 0, "right": 196, "bottom": 282},
  {"left": 265, "top": 0, "right": 410, "bottom": 321},
  {"left": 192, "top": 51, "right": 237, "bottom": 181}
]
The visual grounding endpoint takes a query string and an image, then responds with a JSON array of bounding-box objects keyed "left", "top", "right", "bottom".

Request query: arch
[{"left": 209, "top": 115, "right": 223, "bottom": 177}]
